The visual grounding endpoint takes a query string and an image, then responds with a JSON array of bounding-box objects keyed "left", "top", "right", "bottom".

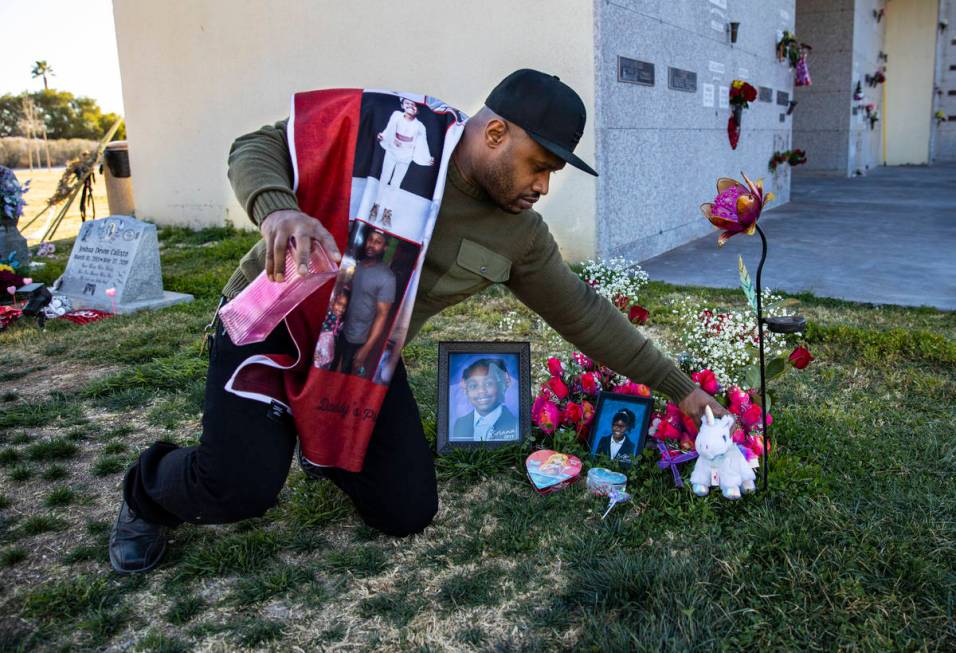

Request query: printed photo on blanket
[
  {"left": 436, "top": 342, "right": 531, "bottom": 454},
  {"left": 349, "top": 92, "right": 459, "bottom": 244},
  {"left": 314, "top": 219, "right": 421, "bottom": 382},
  {"left": 588, "top": 391, "right": 654, "bottom": 468}
]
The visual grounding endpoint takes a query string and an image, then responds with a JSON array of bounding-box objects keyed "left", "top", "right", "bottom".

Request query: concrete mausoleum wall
[
  {"left": 934, "top": 0, "right": 956, "bottom": 161},
  {"left": 594, "top": 0, "right": 795, "bottom": 262},
  {"left": 849, "top": 0, "right": 887, "bottom": 173},
  {"left": 112, "top": 0, "right": 597, "bottom": 260},
  {"left": 792, "top": 0, "right": 857, "bottom": 174}
]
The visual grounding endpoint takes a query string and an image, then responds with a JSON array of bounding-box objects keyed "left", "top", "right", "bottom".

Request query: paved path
[{"left": 641, "top": 163, "right": 956, "bottom": 311}]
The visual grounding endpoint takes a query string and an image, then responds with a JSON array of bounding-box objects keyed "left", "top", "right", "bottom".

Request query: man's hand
[
  {"left": 260, "top": 209, "right": 341, "bottom": 282},
  {"left": 352, "top": 346, "right": 371, "bottom": 376},
  {"left": 678, "top": 388, "right": 729, "bottom": 427}
]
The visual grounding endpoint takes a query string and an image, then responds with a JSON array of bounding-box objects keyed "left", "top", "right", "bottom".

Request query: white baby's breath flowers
[
  {"left": 670, "top": 291, "right": 791, "bottom": 388},
  {"left": 580, "top": 257, "right": 649, "bottom": 306}
]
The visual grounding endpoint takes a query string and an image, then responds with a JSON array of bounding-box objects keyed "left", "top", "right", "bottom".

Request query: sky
[{"left": 0, "top": 0, "right": 124, "bottom": 114}]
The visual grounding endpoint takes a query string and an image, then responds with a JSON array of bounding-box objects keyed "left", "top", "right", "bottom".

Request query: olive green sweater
[{"left": 223, "top": 120, "right": 697, "bottom": 403}]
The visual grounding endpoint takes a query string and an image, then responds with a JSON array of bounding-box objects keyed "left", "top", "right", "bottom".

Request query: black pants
[{"left": 123, "top": 320, "right": 438, "bottom": 537}]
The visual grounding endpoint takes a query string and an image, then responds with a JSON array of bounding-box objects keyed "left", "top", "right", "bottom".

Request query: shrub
[{"left": 0, "top": 137, "right": 98, "bottom": 168}]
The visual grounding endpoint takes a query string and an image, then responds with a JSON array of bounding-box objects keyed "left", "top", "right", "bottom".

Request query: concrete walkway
[{"left": 641, "top": 163, "right": 956, "bottom": 311}]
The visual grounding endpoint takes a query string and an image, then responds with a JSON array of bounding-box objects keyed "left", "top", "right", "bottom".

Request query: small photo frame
[
  {"left": 437, "top": 341, "right": 531, "bottom": 454},
  {"left": 589, "top": 391, "right": 654, "bottom": 467}
]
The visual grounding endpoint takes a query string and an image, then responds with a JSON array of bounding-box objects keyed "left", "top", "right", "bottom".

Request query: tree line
[{"left": 0, "top": 90, "right": 125, "bottom": 141}]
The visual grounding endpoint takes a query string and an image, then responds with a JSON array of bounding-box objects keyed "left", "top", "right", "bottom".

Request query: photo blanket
[{"left": 225, "top": 88, "right": 466, "bottom": 471}]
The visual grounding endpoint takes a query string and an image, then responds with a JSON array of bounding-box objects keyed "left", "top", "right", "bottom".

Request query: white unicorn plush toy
[{"left": 690, "top": 406, "right": 756, "bottom": 499}]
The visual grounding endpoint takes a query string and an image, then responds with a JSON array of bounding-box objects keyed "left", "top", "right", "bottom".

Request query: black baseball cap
[{"left": 485, "top": 69, "right": 598, "bottom": 177}]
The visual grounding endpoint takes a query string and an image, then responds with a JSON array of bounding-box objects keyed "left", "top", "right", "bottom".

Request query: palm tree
[{"left": 31, "top": 60, "right": 54, "bottom": 90}]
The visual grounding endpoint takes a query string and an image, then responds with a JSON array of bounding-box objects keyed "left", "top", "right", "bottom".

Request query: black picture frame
[
  {"left": 437, "top": 341, "right": 531, "bottom": 454},
  {"left": 588, "top": 391, "right": 654, "bottom": 468}
]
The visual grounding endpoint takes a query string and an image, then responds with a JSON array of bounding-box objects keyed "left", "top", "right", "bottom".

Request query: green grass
[
  {"left": 41, "top": 463, "right": 68, "bottom": 480},
  {"left": 0, "top": 226, "right": 952, "bottom": 651},
  {"left": 91, "top": 454, "right": 127, "bottom": 476},
  {"left": 44, "top": 486, "right": 76, "bottom": 507},
  {"left": 1, "top": 546, "right": 28, "bottom": 567}
]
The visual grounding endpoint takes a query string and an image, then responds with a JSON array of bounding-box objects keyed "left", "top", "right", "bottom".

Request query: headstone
[
  {"left": 56, "top": 215, "right": 192, "bottom": 314},
  {"left": 667, "top": 67, "right": 698, "bottom": 93},
  {"left": 0, "top": 223, "right": 30, "bottom": 270}
]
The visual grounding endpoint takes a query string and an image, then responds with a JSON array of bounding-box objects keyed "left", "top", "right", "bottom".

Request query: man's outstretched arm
[{"left": 506, "top": 214, "right": 725, "bottom": 424}]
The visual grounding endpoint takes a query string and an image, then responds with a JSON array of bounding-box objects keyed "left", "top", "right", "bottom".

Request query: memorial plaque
[
  {"left": 58, "top": 215, "right": 193, "bottom": 314},
  {"left": 759, "top": 86, "right": 773, "bottom": 102},
  {"left": 618, "top": 57, "right": 654, "bottom": 86},
  {"left": 776, "top": 90, "right": 790, "bottom": 106},
  {"left": 667, "top": 67, "right": 698, "bottom": 93}
]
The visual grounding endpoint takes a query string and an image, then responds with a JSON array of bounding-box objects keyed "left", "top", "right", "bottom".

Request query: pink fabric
[{"left": 220, "top": 243, "right": 338, "bottom": 347}]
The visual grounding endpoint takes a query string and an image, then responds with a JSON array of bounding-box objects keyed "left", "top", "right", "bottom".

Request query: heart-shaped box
[{"left": 526, "top": 450, "right": 582, "bottom": 495}]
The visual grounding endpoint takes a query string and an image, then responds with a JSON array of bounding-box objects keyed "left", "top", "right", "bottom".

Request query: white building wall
[
  {"left": 112, "top": 0, "right": 597, "bottom": 260},
  {"left": 595, "top": 0, "right": 795, "bottom": 262},
  {"left": 934, "top": 0, "right": 956, "bottom": 160}
]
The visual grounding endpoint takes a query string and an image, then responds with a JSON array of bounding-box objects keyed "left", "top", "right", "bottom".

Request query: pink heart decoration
[
  {"left": 6, "top": 286, "right": 15, "bottom": 295},
  {"left": 525, "top": 450, "right": 582, "bottom": 495},
  {"left": 22, "top": 278, "right": 32, "bottom": 285},
  {"left": 105, "top": 288, "right": 117, "bottom": 298}
]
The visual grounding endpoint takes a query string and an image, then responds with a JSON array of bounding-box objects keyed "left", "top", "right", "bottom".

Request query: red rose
[
  {"left": 740, "top": 403, "right": 772, "bottom": 429},
  {"left": 546, "top": 357, "right": 564, "bottom": 377},
  {"left": 691, "top": 369, "right": 720, "bottom": 395},
  {"left": 581, "top": 371, "right": 601, "bottom": 395},
  {"left": 628, "top": 304, "right": 649, "bottom": 325},
  {"left": 561, "top": 402, "right": 583, "bottom": 426},
  {"left": 788, "top": 346, "right": 814, "bottom": 369},
  {"left": 655, "top": 420, "right": 681, "bottom": 441},
  {"left": 547, "top": 376, "right": 569, "bottom": 401},
  {"left": 680, "top": 411, "right": 699, "bottom": 437},
  {"left": 742, "top": 83, "right": 757, "bottom": 102},
  {"left": 534, "top": 401, "right": 561, "bottom": 434},
  {"left": 613, "top": 294, "right": 629, "bottom": 310}
]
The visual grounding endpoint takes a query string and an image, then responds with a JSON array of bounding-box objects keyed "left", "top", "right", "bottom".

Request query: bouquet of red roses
[
  {"left": 531, "top": 351, "right": 651, "bottom": 445},
  {"left": 727, "top": 80, "right": 758, "bottom": 149}
]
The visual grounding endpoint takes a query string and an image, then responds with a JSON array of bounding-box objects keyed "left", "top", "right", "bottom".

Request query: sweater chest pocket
[{"left": 431, "top": 239, "right": 512, "bottom": 301}]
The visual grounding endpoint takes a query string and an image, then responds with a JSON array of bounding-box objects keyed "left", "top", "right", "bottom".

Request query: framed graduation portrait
[
  {"left": 588, "top": 391, "right": 654, "bottom": 468},
  {"left": 437, "top": 341, "right": 531, "bottom": 454}
]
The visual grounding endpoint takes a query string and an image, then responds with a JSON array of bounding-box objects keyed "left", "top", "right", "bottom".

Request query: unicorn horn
[{"left": 704, "top": 405, "right": 715, "bottom": 426}]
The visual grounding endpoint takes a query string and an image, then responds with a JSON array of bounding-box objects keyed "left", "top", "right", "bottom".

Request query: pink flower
[
  {"left": 547, "top": 376, "right": 569, "bottom": 401},
  {"left": 746, "top": 433, "right": 765, "bottom": 457},
  {"left": 614, "top": 381, "right": 651, "bottom": 397},
  {"left": 561, "top": 402, "right": 583, "bottom": 426},
  {"left": 691, "top": 369, "right": 720, "bottom": 395},
  {"left": 740, "top": 403, "right": 772, "bottom": 429},
  {"left": 546, "top": 357, "right": 564, "bottom": 377},
  {"left": 726, "top": 386, "right": 751, "bottom": 415},
  {"left": 789, "top": 346, "right": 814, "bottom": 369},
  {"left": 700, "top": 173, "right": 774, "bottom": 247},
  {"left": 534, "top": 400, "right": 561, "bottom": 434},
  {"left": 572, "top": 352, "right": 593, "bottom": 369},
  {"left": 581, "top": 401, "right": 595, "bottom": 426},
  {"left": 628, "top": 304, "right": 649, "bottom": 325},
  {"left": 580, "top": 371, "right": 601, "bottom": 395},
  {"left": 732, "top": 428, "right": 746, "bottom": 444}
]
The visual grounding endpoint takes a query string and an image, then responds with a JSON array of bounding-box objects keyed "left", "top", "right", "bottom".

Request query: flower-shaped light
[{"left": 699, "top": 173, "right": 775, "bottom": 247}]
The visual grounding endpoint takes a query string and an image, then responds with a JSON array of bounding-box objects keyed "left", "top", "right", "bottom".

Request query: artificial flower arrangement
[
  {"left": 865, "top": 103, "right": 880, "bottom": 130},
  {"left": 768, "top": 149, "right": 808, "bottom": 172},
  {"left": 727, "top": 80, "right": 758, "bottom": 150},
  {"left": 865, "top": 69, "right": 886, "bottom": 87},
  {"left": 776, "top": 32, "right": 812, "bottom": 87}
]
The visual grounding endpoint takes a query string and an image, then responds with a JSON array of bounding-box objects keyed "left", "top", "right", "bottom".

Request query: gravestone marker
[
  {"left": 57, "top": 215, "right": 192, "bottom": 314},
  {"left": 618, "top": 57, "right": 655, "bottom": 86},
  {"left": 667, "top": 67, "right": 698, "bottom": 93}
]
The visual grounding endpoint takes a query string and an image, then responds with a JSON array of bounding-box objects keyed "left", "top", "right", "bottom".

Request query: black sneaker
[
  {"left": 108, "top": 500, "right": 168, "bottom": 574},
  {"left": 297, "top": 444, "right": 330, "bottom": 481}
]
